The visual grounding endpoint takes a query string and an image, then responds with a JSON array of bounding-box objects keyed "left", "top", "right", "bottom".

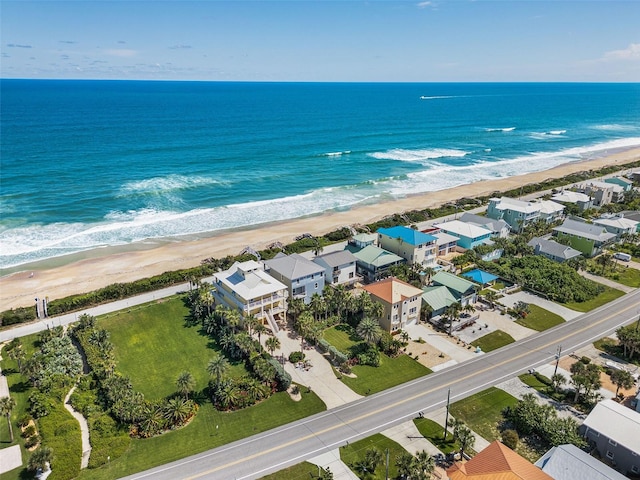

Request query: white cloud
[
  {"left": 104, "top": 49, "right": 138, "bottom": 58},
  {"left": 417, "top": 1, "right": 433, "bottom": 8},
  {"left": 602, "top": 43, "right": 640, "bottom": 62}
]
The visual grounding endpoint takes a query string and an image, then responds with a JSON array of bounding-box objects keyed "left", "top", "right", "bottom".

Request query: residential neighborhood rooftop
[
  {"left": 351, "top": 245, "right": 404, "bottom": 267},
  {"left": 551, "top": 190, "right": 592, "bottom": 203},
  {"left": 459, "top": 212, "right": 510, "bottom": 233},
  {"left": 435, "top": 219, "right": 493, "bottom": 239},
  {"left": 582, "top": 400, "right": 640, "bottom": 454},
  {"left": 363, "top": 276, "right": 423, "bottom": 304},
  {"left": 447, "top": 440, "right": 553, "bottom": 480},
  {"left": 433, "top": 231, "right": 460, "bottom": 246},
  {"left": 421, "top": 285, "right": 457, "bottom": 311},
  {"left": 265, "top": 252, "right": 325, "bottom": 279},
  {"left": 527, "top": 237, "right": 583, "bottom": 260},
  {"left": 217, "top": 261, "right": 287, "bottom": 299},
  {"left": 377, "top": 225, "right": 437, "bottom": 245},
  {"left": 490, "top": 196, "right": 541, "bottom": 214},
  {"left": 553, "top": 218, "right": 617, "bottom": 242},
  {"left": 534, "top": 444, "right": 628, "bottom": 480},
  {"left": 432, "top": 271, "right": 477, "bottom": 295},
  {"left": 313, "top": 249, "right": 357, "bottom": 268},
  {"left": 593, "top": 216, "right": 639, "bottom": 230}
]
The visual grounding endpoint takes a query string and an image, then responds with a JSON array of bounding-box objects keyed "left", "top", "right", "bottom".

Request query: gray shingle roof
[
  {"left": 553, "top": 218, "right": 617, "bottom": 242},
  {"left": 535, "top": 444, "right": 628, "bottom": 480},
  {"left": 528, "top": 237, "right": 582, "bottom": 260},
  {"left": 265, "top": 253, "right": 325, "bottom": 280},
  {"left": 459, "top": 212, "right": 510, "bottom": 234},
  {"left": 313, "top": 250, "right": 357, "bottom": 268}
]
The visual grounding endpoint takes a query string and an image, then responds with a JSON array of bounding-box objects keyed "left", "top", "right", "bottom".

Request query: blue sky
[{"left": 2, "top": 1, "right": 639, "bottom": 82}]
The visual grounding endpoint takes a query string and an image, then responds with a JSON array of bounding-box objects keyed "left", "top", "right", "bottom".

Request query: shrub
[
  {"left": 22, "top": 425, "right": 37, "bottom": 438},
  {"left": 502, "top": 429, "right": 519, "bottom": 450},
  {"left": 268, "top": 357, "right": 292, "bottom": 390},
  {"left": 19, "top": 413, "right": 34, "bottom": 428},
  {"left": 318, "top": 339, "right": 331, "bottom": 353},
  {"left": 288, "top": 351, "right": 305, "bottom": 363},
  {"left": 24, "top": 434, "right": 41, "bottom": 449},
  {"left": 580, "top": 356, "right": 592, "bottom": 365},
  {"left": 340, "top": 362, "right": 352, "bottom": 375}
]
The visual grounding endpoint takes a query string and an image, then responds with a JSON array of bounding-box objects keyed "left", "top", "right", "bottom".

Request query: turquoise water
[{"left": 1, "top": 80, "right": 639, "bottom": 269}]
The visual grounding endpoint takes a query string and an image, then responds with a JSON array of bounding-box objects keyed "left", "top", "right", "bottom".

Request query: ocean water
[{"left": 1, "top": 80, "right": 640, "bottom": 270}]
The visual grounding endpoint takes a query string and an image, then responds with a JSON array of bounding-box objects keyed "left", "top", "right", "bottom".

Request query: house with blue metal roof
[{"left": 377, "top": 226, "right": 437, "bottom": 268}]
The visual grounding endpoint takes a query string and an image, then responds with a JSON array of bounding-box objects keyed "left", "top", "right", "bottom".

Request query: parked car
[{"left": 613, "top": 252, "right": 632, "bottom": 262}]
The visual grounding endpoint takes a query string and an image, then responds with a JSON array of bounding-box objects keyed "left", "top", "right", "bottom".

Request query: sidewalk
[
  {"left": 500, "top": 291, "right": 582, "bottom": 321},
  {"left": 307, "top": 450, "right": 359, "bottom": 480}
]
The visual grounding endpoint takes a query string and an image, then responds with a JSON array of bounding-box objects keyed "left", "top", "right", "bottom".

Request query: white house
[{"left": 313, "top": 250, "right": 360, "bottom": 287}]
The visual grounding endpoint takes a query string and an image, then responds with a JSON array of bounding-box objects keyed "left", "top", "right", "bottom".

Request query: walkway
[
  {"left": 0, "top": 349, "right": 22, "bottom": 475},
  {"left": 499, "top": 291, "right": 582, "bottom": 321},
  {"left": 307, "top": 450, "right": 359, "bottom": 480},
  {"left": 579, "top": 271, "right": 635, "bottom": 294},
  {"left": 266, "top": 327, "right": 362, "bottom": 410},
  {"left": 64, "top": 386, "right": 91, "bottom": 469}
]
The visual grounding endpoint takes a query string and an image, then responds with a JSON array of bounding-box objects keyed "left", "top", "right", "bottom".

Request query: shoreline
[{"left": 2, "top": 147, "right": 639, "bottom": 311}]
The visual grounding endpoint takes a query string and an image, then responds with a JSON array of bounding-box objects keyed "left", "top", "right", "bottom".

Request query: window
[
  {"left": 409, "top": 307, "right": 417, "bottom": 314},
  {"left": 609, "top": 439, "right": 618, "bottom": 447},
  {"left": 606, "top": 451, "right": 614, "bottom": 460},
  {"left": 349, "top": 272, "right": 354, "bottom": 279},
  {"left": 632, "top": 466, "right": 639, "bottom": 474},
  {"left": 314, "top": 283, "right": 318, "bottom": 289}
]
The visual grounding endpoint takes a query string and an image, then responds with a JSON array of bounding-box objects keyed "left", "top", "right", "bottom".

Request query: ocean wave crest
[
  {"left": 323, "top": 150, "right": 351, "bottom": 157},
  {"left": 119, "top": 174, "right": 226, "bottom": 196},
  {"left": 368, "top": 148, "right": 469, "bottom": 163},
  {"left": 485, "top": 127, "right": 516, "bottom": 132}
]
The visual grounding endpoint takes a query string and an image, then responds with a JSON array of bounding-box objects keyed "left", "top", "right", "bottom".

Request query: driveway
[
  {"left": 405, "top": 323, "right": 478, "bottom": 364},
  {"left": 579, "top": 271, "right": 635, "bottom": 294},
  {"left": 500, "top": 291, "right": 582, "bottom": 321}
]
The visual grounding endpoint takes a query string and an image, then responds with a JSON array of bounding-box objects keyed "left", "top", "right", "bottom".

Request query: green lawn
[
  {"left": 450, "top": 387, "right": 518, "bottom": 444},
  {"left": 78, "top": 387, "right": 325, "bottom": 480},
  {"left": 587, "top": 260, "right": 640, "bottom": 288},
  {"left": 413, "top": 417, "right": 458, "bottom": 454},
  {"left": 470, "top": 330, "right": 515, "bottom": 353},
  {"left": 514, "top": 305, "right": 564, "bottom": 331},
  {"left": 101, "top": 296, "right": 247, "bottom": 400},
  {"left": 562, "top": 286, "right": 625, "bottom": 312},
  {"left": 594, "top": 337, "right": 640, "bottom": 367},
  {"left": 339, "top": 433, "right": 407, "bottom": 480},
  {"left": 323, "top": 324, "right": 361, "bottom": 353},
  {"left": 260, "top": 461, "right": 320, "bottom": 479},
  {"left": 340, "top": 354, "right": 432, "bottom": 395}
]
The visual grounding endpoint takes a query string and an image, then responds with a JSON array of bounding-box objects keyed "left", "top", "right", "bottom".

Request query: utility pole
[
  {"left": 443, "top": 388, "right": 451, "bottom": 442},
  {"left": 553, "top": 345, "right": 562, "bottom": 377}
]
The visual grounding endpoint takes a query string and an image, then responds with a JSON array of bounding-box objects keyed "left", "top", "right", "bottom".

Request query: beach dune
[{"left": 2, "top": 149, "right": 639, "bottom": 312}]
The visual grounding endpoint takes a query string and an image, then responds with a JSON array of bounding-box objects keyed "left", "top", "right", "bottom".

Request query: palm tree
[
  {"left": 163, "top": 397, "right": 193, "bottom": 426},
  {"left": 7, "top": 344, "right": 25, "bottom": 371},
  {"left": 445, "top": 302, "right": 462, "bottom": 336},
  {"left": 199, "top": 288, "right": 215, "bottom": 316},
  {"left": 358, "top": 291, "right": 374, "bottom": 320},
  {"left": 265, "top": 336, "right": 281, "bottom": 357},
  {"left": 244, "top": 314, "right": 259, "bottom": 336},
  {"left": 224, "top": 308, "right": 241, "bottom": 332},
  {"left": 27, "top": 446, "right": 53, "bottom": 473},
  {"left": 483, "top": 290, "right": 499, "bottom": 309},
  {"left": 254, "top": 323, "right": 268, "bottom": 344},
  {"left": 218, "top": 383, "right": 241, "bottom": 410},
  {"left": 369, "top": 301, "right": 385, "bottom": 322},
  {"left": 551, "top": 373, "right": 566, "bottom": 393},
  {"left": 310, "top": 293, "right": 326, "bottom": 321},
  {"left": 0, "top": 396, "right": 16, "bottom": 442},
  {"left": 395, "top": 451, "right": 415, "bottom": 479},
  {"left": 176, "top": 371, "right": 196, "bottom": 399},
  {"left": 610, "top": 369, "right": 635, "bottom": 397},
  {"left": 449, "top": 418, "right": 475, "bottom": 459},
  {"left": 139, "top": 404, "right": 166, "bottom": 437},
  {"left": 288, "top": 297, "right": 306, "bottom": 323},
  {"left": 596, "top": 253, "right": 614, "bottom": 275},
  {"left": 207, "top": 354, "right": 229, "bottom": 388},
  {"left": 357, "top": 317, "right": 383, "bottom": 345},
  {"left": 414, "top": 450, "right": 435, "bottom": 478}
]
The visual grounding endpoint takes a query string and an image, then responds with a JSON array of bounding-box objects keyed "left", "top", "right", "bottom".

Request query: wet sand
[{"left": 2, "top": 148, "right": 639, "bottom": 311}]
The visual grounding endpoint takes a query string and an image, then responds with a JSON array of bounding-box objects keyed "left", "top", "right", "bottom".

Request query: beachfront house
[
  {"left": 535, "top": 444, "right": 629, "bottom": 480},
  {"left": 527, "top": 236, "right": 583, "bottom": 263},
  {"left": 363, "top": 277, "right": 423, "bottom": 332},
  {"left": 552, "top": 218, "right": 617, "bottom": 257},
  {"left": 377, "top": 226, "right": 437, "bottom": 268},
  {"left": 577, "top": 181, "right": 624, "bottom": 206},
  {"left": 350, "top": 245, "right": 405, "bottom": 283},
  {"left": 264, "top": 253, "right": 325, "bottom": 305},
  {"left": 535, "top": 199, "right": 565, "bottom": 223},
  {"left": 312, "top": 250, "right": 360, "bottom": 287},
  {"left": 433, "top": 220, "right": 493, "bottom": 250},
  {"left": 431, "top": 271, "right": 477, "bottom": 306},
  {"left": 605, "top": 176, "right": 634, "bottom": 192},
  {"left": 211, "top": 260, "right": 288, "bottom": 331},
  {"left": 447, "top": 441, "right": 553, "bottom": 480},
  {"left": 432, "top": 231, "right": 460, "bottom": 256},
  {"left": 459, "top": 212, "right": 511, "bottom": 238},
  {"left": 486, "top": 197, "right": 541, "bottom": 232},
  {"left": 550, "top": 190, "right": 594, "bottom": 212},
  {"left": 580, "top": 399, "right": 640, "bottom": 477},
  {"left": 348, "top": 232, "right": 378, "bottom": 249},
  {"left": 593, "top": 215, "right": 640, "bottom": 239}
]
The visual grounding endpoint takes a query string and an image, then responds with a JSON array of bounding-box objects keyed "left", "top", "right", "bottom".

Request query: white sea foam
[
  {"left": 592, "top": 124, "right": 638, "bottom": 132},
  {"left": 119, "top": 174, "right": 225, "bottom": 196},
  {"left": 3, "top": 137, "right": 640, "bottom": 269},
  {"left": 324, "top": 150, "right": 351, "bottom": 157},
  {"left": 548, "top": 130, "right": 567, "bottom": 135},
  {"left": 486, "top": 127, "right": 516, "bottom": 132},
  {"left": 420, "top": 95, "right": 456, "bottom": 100},
  {"left": 369, "top": 148, "right": 468, "bottom": 164}
]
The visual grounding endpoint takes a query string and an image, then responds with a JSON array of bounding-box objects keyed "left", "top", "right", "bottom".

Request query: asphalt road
[{"left": 122, "top": 288, "right": 640, "bottom": 480}]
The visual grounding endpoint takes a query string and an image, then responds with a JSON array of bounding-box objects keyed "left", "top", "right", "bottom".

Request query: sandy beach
[{"left": 2, "top": 148, "right": 639, "bottom": 311}]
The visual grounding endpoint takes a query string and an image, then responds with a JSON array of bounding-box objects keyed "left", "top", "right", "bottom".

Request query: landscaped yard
[
  {"left": 413, "top": 417, "right": 458, "bottom": 454},
  {"left": 514, "top": 305, "right": 564, "bottom": 331},
  {"left": 339, "top": 353, "right": 432, "bottom": 395},
  {"left": 562, "top": 286, "right": 625, "bottom": 312},
  {"left": 588, "top": 260, "right": 640, "bottom": 288},
  {"left": 78, "top": 387, "right": 326, "bottom": 480},
  {"left": 101, "top": 296, "right": 247, "bottom": 399},
  {"left": 339, "top": 433, "right": 407, "bottom": 480},
  {"left": 470, "top": 330, "right": 515, "bottom": 353},
  {"left": 594, "top": 336, "right": 640, "bottom": 367},
  {"left": 450, "top": 387, "right": 518, "bottom": 444},
  {"left": 323, "top": 324, "right": 361, "bottom": 353}
]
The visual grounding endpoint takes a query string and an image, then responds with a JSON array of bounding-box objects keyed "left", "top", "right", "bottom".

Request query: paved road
[{"left": 122, "top": 289, "right": 640, "bottom": 480}]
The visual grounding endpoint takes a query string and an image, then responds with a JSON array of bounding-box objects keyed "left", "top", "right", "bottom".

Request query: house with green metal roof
[
  {"left": 421, "top": 285, "right": 458, "bottom": 317},
  {"left": 431, "top": 271, "right": 478, "bottom": 306},
  {"left": 351, "top": 245, "right": 405, "bottom": 283},
  {"left": 377, "top": 225, "right": 437, "bottom": 268}
]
